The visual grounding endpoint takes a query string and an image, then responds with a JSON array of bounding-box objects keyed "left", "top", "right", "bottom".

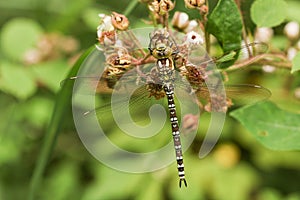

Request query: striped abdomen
[{"left": 164, "top": 84, "right": 187, "bottom": 188}]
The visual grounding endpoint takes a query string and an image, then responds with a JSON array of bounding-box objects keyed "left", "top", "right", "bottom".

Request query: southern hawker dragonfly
[{"left": 69, "top": 27, "right": 271, "bottom": 187}]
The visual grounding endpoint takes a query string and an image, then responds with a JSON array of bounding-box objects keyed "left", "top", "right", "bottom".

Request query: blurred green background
[{"left": 1, "top": 0, "right": 300, "bottom": 199}]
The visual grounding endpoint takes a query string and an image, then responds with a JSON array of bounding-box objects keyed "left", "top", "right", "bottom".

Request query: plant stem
[
  {"left": 203, "top": 1, "right": 210, "bottom": 53},
  {"left": 236, "top": 0, "right": 252, "bottom": 57},
  {"left": 124, "top": 0, "right": 139, "bottom": 16}
]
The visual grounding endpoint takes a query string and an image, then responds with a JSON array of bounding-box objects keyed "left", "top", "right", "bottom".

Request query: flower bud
[
  {"left": 97, "top": 14, "right": 114, "bottom": 33},
  {"left": 262, "top": 65, "right": 276, "bottom": 73},
  {"left": 184, "top": 20, "right": 198, "bottom": 33},
  {"left": 255, "top": 27, "right": 273, "bottom": 43},
  {"left": 171, "top": 11, "right": 189, "bottom": 31},
  {"left": 97, "top": 14, "right": 116, "bottom": 45},
  {"left": 297, "top": 40, "right": 300, "bottom": 50},
  {"left": 284, "top": 21, "right": 300, "bottom": 40},
  {"left": 287, "top": 47, "right": 298, "bottom": 61},
  {"left": 294, "top": 87, "right": 300, "bottom": 100}
]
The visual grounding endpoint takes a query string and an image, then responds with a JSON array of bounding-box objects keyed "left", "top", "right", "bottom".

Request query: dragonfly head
[
  {"left": 150, "top": 40, "right": 173, "bottom": 59},
  {"left": 149, "top": 29, "right": 178, "bottom": 59}
]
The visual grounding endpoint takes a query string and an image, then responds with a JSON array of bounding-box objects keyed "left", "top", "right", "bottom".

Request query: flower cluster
[
  {"left": 97, "top": 12, "right": 129, "bottom": 46},
  {"left": 23, "top": 33, "right": 78, "bottom": 65}
]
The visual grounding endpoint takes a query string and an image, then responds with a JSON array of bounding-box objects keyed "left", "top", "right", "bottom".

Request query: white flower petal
[{"left": 185, "top": 31, "right": 204, "bottom": 45}]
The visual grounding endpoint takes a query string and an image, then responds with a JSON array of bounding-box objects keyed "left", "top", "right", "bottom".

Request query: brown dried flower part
[
  {"left": 97, "top": 31, "right": 116, "bottom": 45},
  {"left": 106, "top": 52, "right": 132, "bottom": 69},
  {"left": 23, "top": 33, "right": 79, "bottom": 65},
  {"left": 111, "top": 12, "right": 130, "bottom": 31},
  {"left": 149, "top": 0, "right": 175, "bottom": 15},
  {"left": 146, "top": 83, "right": 165, "bottom": 99},
  {"left": 199, "top": 5, "right": 208, "bottom": 15},
  {"left": 145, "top": 68, "right": 165, "bottom": 99},
  {"left": 102, "top": 50, "right": 133, "bottom": 88},
  {"left": 58, "top": 36, "right": 79, "bottom": 54},
  {"left": 102, "top": 68, "right": 122, "bottom": 88},
  {"left": 97, "top": 14, "right": 116, "bottom": 45},
  {"left": 171, "top": 11, "right": 190, "bottom": 31},
  {"left": 184, "top": 0, "right": 205, "bottom": 9},
  {"left": 102, "top": 63, "right": 128, "bottom": 89},
  {"left": 185, "top": 64, "right": 207, "bottom": 87}
]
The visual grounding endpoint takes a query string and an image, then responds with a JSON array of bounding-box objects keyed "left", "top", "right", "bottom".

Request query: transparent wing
[
  {"left": 85, "top": 84, "right": 165, "bottom": 119},
  {"left": 195, "top": 83, "right": 271, "bottom": 106},
  {"left": 215, "top": 42, "right": 268, "bottom": 64}
]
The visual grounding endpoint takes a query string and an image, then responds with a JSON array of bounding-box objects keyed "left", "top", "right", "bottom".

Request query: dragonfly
[{"left": 69, "top": 27, "right": 271, "bottom": 187}]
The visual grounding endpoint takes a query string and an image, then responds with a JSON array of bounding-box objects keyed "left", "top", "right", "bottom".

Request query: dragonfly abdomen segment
[{"left": 163, "top": 84, "right": 187, "bottom": 188}]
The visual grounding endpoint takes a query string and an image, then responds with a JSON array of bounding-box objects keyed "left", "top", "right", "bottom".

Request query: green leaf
[
  {"left": 286, "top": 0, "right": 300, "bottom": 23},
  {"left": 47, "top": 0, "right": 92, "bottom": 31},
  {"left": 291, "top": 52, "right": 300, "bottom": 73},
  {"left": 82, "top": 167, "right": 144, "bottom": 200},
  {"left": 31, "top": 60, "right": 70, "bottom": 92},
  {"left": 0, "top": 18, "right": 43, "bottom": 61},
  {"left": 0, "top": 62, "right": 37, "bottom": 100},
  {"left": 21, "top": 97, "right": 54, "bottom": 129},
  {"left": 215, "top": 51, "right": 237, "bottom": 63},
  {"left": 207, "top": 0, "right": 243, "bottom": 68},
  {"left": 251, "top": 0, "right": 287, "bottom": 27},
  {"left": 230, "top": 101, "right": 300, "bottom": 151}
]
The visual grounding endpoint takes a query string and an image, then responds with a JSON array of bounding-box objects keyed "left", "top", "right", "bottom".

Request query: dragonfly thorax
[{"left": 157, "top": 58, "right": 175, "bottom": 83}]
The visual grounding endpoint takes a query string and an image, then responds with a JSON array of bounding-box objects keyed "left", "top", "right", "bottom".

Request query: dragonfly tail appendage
[{"left": 179, "top": 178, "right": 187, "bottom": 188}]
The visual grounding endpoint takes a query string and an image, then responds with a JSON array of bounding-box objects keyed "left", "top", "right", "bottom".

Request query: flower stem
[{"left": 124, "top": 0, "right": 139, "bottom": 16}]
